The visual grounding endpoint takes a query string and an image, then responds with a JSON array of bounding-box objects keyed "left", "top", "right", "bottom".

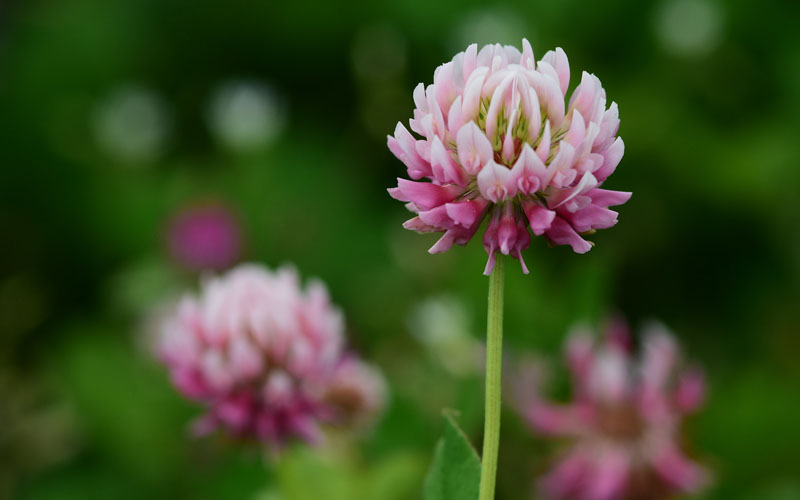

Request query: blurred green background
[{"left": 1, "top": 0, "right": 799, "bottom": 499}]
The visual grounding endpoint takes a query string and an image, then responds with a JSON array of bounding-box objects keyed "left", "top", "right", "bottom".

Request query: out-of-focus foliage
[{"left": 0, "top": 0, "right": 799, "bottom": 499}]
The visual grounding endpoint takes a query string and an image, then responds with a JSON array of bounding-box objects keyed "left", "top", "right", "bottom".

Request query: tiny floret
[{"left": 387, "top": 40, "right": 630, "bottom": 274}]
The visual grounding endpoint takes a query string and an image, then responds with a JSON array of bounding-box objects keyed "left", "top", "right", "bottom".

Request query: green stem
[{"left": 478, "top": 254, "right": 505, "bottom": 500}]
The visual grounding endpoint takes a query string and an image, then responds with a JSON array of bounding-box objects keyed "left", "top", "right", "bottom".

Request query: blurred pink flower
[
  {"left": 387, "top": 39, "right": 629, "bottom": 274},
  {"left": 157, "top": 264, "right": 385, "bottom": 447},
  {"left": 167, "top": 202, "right": 241, "bottom": 271},
  {"left": 521, "top": 320, "right": 709, "bottom": 500}
]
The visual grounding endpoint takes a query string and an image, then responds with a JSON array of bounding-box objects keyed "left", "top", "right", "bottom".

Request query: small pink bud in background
[{"left": 167, "top": 202, "right": 242, "bottom": 271}]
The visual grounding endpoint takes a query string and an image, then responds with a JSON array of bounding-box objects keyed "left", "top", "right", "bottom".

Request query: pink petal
[
  {"left": 418, "top": 205, "right": 456, "bottom": 230},
  {"left": 521, "top": 38, "right": 535, "bottom": 69},
  {"left": 484, "top": 73, "right": 514, "bottom": 143},
  {"left": 546, "top": 216, "right": 592, "bottom": 253},
  {"left": 387, "top": 122, "right": 432, "bottom": 179},
  {"left": 461, "top": 66, "right": 489, "bottom": 120},
  {"left": 675, "top": 366, "right": 706, "bottom": 414},
  {"left": 582, "top": 448, "right": 630, "bottom": 500},
  {"left": 548, "top": 172, "right": 598, "bottom": 210},
  {"left": 456, "top": 121, "right": 494, "bottom": 175},
  {"left": 402, "top": 216, "right": 435, "bottom": 233},
  {"left": 522, "top": 200, "right": 556, "bottom": 235},
  {"left": 542, "top": 47, "right": 570, "bottom": 96},
  {"left": 536, "top": 120, "right": 551, "bottom": 163},
  {"left": 544, "top": 142, "right": 576, "bottom": 188},
  {"left": 483, "top": 215, "right": 501, "bottom": 275},
  {"left": 594, "top": 137, "right": 624, "bottom": 182},
  {"left": 447, "top": 95, "right": 464, "bottom": 133},
  {"left": 445, "top": 199, "right": 487, "bottom": 228},
  {"left": 477, "top": 161, "right": 514, "bottom": 202},
  {"left": 593, "top": 102, "right": 619, "bottom": 152},
  {"left": 652, "top": 445, "right": 709, "bottom": 493},
  {"left": 519, "top": 86, "right": 541, "bottom": 143},
  {"left": 569, "top": 71, "right": 601, "bottom": 123},
  {"left": 229, "top": 334, "right": 264, "bottom": 380},
  {"left": 510, "top": 143, "right": 547, "bottom": 195},
  {"left": 567, "top": 205, "right": 619, "bottom": 232},
  {"left": 565, "top": 110, "right": 586, "bottom": 148},
  {"left": 430, "top": 136, "right": 467, "bottom": 186},
  {"left": 462, "top": 43, "right": 478, "bottom": 79},
  {"left": 589, "top": 188, "right": 632, "bottom": 207},
  {"left": 387, "top": 178, "right": 461, "bottom": 211}
]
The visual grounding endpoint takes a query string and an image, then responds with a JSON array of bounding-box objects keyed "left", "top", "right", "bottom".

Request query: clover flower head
[
  {"left": 387, "top": 39, "right": 630, "bottom": 274},
  {"left": 521, "top": 320, "right": 709, "bottom": 500},
  {"left": 157, "top": 264, "right": 385, "bottom": 447}
]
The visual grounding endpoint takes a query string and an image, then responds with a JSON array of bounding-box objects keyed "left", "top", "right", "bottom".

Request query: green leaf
[{"left": 423, "top": 410, "right": 481, "bottom": 500}]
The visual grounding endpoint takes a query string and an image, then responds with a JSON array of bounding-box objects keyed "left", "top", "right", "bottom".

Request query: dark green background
[{"left": 1, "top": 0, "right": 799, "bottom": 498}]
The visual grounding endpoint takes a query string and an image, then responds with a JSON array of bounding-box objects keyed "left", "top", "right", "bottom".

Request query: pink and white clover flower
[{"left": 387, "top": 39, "right": 630, "bottom": 274}]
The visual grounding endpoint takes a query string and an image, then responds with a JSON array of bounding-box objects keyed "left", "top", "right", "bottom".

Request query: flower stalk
[{"left": 479, "top": 254, "right": 505, "bottom": 500}]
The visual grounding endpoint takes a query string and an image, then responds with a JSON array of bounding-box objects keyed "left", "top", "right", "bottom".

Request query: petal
[
  {"left": 388, "top": 178, "right": 461, "bottom": 210},
  {"left": 594, "top": 102, "right": 619, "bottom": 152},
  {"left": 510, "top": 143, "right": 547, "bottom": 195},
  {"left": 447, "top": 95, "right": 464, "bottom": 134},
  {"left": 477, "top": 161, "right": 514, "bottom": 202},
  {"left": 402, "top": 216, "right": 435, "bottom": 233},
  {"left": 546, "top": 216, "right": 593, "bottom": 253},
  {"left": 484, "top": 73, "right": 514, "bottom": 144},
  {"left": 569, "top": 71, "right": 601, "bottom": 122},
  {"left": 388, "top": 122, "right": 432, "bottom": 179},
  {"left": 675, "top": 366, "right": 706, "bottom": 414},
  {"left": 568, "top": 205, "right": 619, "bottom": 232},
  {"left": 461, "top": 66, "right": 489, "bottom": 119},
  {"left": 462, "top": 43, "right": 478, "bottom": 79},
  {"left": 522, "top": 200, "right": 556, "bottom": 235},
  {"left": 564, "top": 109, "right": 586, "bottom": 148},
  {"left": 595, "top": 137, "right": 624, "bottom": 182},
  {"left": 582, "top": 449, "right": 630, "bottom": 500},
  {"left": 418, "top": 205, "right": 456, "bottom": 230},
  {"left": 536, "top": 120, "right": 551, "bottom": 163},
  {"left": 412, "top": 82, "right": 427, "bottom": 112},
  {"left": 445, "top": 199, "right": 488, "bottom": 227},
  {"left": 521, "top": 37, "right": 535, "bottom": 69},
  {"left": 652, "top": 445, "right": 709, "bottom": 493},
  {"left": 520, "top": 86, "right": 542, "bottom": 143},
  {"left": 429, "top": 230, "right": 456, "bottom": 254},
  {"left": 548, "top": 172, "right": 598, "bottom": 210},
  {"left": 430, "top": 136, "right": 467, "bottom": 186},
  {"left": 229, "top": 335, "right": 264, "bottom": 380},
  {"left": 456, "top": 121, "right": 494, "bottom": 175},
  {"left": 544, "top": 142, "right": 576, "bottom": 188},
  {"left": 589, "top": 188, "right": 632, "bottom": 207},
  {"left": 542, "top": 47, "right": 570, "bottom": 96}
]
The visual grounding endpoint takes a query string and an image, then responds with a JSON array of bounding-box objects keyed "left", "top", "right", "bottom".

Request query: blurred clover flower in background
[
  {"left": 207, "top": 80, "right": 287, "bottom": 152},
  {"left": 407, "top": 294, "right": 481, "bottom": 377},
  {"left": 387, "top": 39, "right": 630, "bottom": 275},
  {"left": 518, "top": 319, "right": 709, "bottom": 500},
  {"left": 654, "top": 0, "right": 723, "bottom": 58},
  {"left": 92, "top": 84, "right": 171, "bottom": 165},
  {"left": 156, "top": 264, "right": 386, "bottom": 449},
  {"left": 167, "top": 201, "right": 243, "bottom": 272}
]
